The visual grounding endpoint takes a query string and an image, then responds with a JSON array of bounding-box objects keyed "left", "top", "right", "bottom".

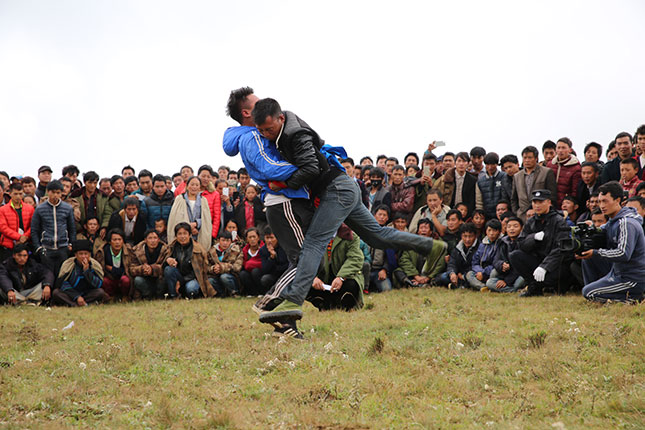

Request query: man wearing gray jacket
[{"left": 511, "top": 146, "right": 557, "bottom": 221}]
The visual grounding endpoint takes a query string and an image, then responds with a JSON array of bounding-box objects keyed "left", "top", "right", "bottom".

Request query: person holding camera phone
[{"left": 578, "top": 181, "right": 645, "bottom": 303}]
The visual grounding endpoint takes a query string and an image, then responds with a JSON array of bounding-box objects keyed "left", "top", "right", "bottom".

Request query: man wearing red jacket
[
  {"left": 547, "top": 137, "right": 582, "bottom": 207},
  {"left": 0, "top": 183, "right": 34, "bottom": 262}
]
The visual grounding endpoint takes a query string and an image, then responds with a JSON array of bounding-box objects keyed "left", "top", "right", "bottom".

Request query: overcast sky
[{"left": 1, "top": 0, "right": 644, "bottom": 179}]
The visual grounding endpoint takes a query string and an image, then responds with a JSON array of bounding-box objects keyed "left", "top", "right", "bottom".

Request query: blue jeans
[
  {"left": 164, "top": 266, "right": 200, "bottom": 298},
  {"left": 209, "top": 273, "right": 239, "bottom": 297},
  {"left": 485, "top": 269, "right": 526, "bottom": 292},
  {"left": 369, "top": 270, "right": 392, "bottom": 292},
  {"left": 280, "top": 174, "right": 434, "bottom": 306}
]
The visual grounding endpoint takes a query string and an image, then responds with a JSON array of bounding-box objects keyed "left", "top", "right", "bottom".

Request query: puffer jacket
[
  {"left": 201, "top": 188, "right": 222, "bottom": 238},
  {"left": 477, "top": 170, "right": 507, "bottom": 219},
  {"left": 446, "top": 238, "right": 480, "bottom": 276},
  {"left": 31, "top": 199, "right": 76, "bottom": 250},
  {"left": 0, "top": 202, "right": 35, "bottom": 249},
  {"left": 547, "top": 155, "right": 582, "bottom": 207},
  {"left": 144, "top": 190, "right": 175, "bottom": 229},
  {"left": 470, "top": 236, "right": 500, "bottom": 277}
]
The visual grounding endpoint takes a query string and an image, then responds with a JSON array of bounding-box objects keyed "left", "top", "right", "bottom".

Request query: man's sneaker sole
[
  {"left": 259, "top": 309, "right": 303, "bottom": 324},
  {"left": 272, "top": 325, "right": 304, "bottom": 340}
]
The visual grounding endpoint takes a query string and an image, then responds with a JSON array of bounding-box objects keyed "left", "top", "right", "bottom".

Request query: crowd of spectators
[{"left": 1, "top": 124, "right": 645, "bottom": 307}]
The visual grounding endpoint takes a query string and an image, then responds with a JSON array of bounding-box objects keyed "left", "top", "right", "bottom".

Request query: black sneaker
[
  {"left": 519, "top": 284, "right": 544, "bottom": 297},
  {"left": 272, "top": 320, "right": 304, "bottom": 340},
  {"left": 340, "top": 292, "right": 357, "bottom": 310},
  {"left": 252, "top": 297, "right": 283, "bottom": 315}
]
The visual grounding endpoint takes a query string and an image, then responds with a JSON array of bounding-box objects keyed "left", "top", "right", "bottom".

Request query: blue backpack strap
[{"left": 320, "top": 144, "right": 348, "bottom": 172}]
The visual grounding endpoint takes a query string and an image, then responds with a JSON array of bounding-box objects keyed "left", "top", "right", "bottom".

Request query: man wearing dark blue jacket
[
  {"left": 31, "top": 180, "right": 76, "bottom": 277},
  {"left": 144, "top": 174, "right": 174, "bottom": 229},
  {"left": 579, "top": 181, "right": 645, "bottom": 303}
]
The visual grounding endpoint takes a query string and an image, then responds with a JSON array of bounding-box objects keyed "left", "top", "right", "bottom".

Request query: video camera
[{"left": 559, "top": 222, "right": 607, "bottom": 255}]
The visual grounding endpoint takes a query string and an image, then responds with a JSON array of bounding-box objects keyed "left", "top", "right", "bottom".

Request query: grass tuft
[
  {"left": 368, "top": 336, "right": 385, "bottom": 355},
  {"left": 528, "top": 330, "right": 547, "bottom": 348}
]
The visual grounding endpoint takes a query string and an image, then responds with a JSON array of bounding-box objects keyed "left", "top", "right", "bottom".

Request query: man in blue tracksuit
[
  {"left": 223, "top": 87, "right": 313, "bottom": 338},
  {"left": 579, "top": 181, "right": 645, "bottom": 303}
]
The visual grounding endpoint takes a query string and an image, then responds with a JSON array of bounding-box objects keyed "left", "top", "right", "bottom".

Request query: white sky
[{"left": 1, "top": 0, "right": 644, "bottom": 179}]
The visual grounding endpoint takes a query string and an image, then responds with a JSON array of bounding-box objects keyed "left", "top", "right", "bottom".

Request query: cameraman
[
  {"left": 578, "top": 181, "right": 645, "bottom": 303},
  {"left": 510, "top": 189, "right": 570, "bottom": 297}
]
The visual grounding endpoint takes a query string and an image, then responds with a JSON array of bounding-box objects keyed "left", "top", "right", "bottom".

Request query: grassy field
[{"left": 0, "top": 288, "right": 643, "bottom": 429}]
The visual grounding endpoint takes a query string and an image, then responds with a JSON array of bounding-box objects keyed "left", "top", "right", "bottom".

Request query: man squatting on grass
[{"left": 248, "top": 98, "right": 436, "bottom": 337}]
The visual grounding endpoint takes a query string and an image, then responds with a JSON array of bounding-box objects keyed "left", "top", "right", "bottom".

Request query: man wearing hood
[
  {"left": 547, "top": 138, "right": 582, "bottom": 207},
  {"left": 510, "top": 189, "right": 571, "bottom": 297},
  {"left": 579, "top": 181, "right": 645, "bottom": 303}
]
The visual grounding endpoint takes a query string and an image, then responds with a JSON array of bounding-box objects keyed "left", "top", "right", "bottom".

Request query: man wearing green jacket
[
  {"left": 394, "top": 218, "right": 448, "bottom": 287},
  {"left": 306, "top": 224, "right": 364, "bottom": 311}
]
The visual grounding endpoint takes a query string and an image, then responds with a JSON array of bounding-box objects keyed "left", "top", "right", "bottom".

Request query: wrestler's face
[{"left": 256, "top": 114, "right": 285, "bottom": 142}]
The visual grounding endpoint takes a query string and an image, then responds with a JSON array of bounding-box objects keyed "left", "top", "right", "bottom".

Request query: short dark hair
[
  {"left": 226, "top": 86, "right": 255, "bottom": 124},
  {"left": 391, "top": 212, "right": 408, "bottom": 221},
  {"left": 107, "top": 228, "right": 125, "bottom": 242},
  {"left": 386, "top": 156, "right": 399, "bottom": 164},
  {"left": 180, "top": 165, "right": 194, "bottom": 173},
  {"left": 218, "top": 230, "right": 233, "bottom": 240},
  {"left": 584, "top": 142, "right": 603, "bottom": 156},
  {"left": 522, "top": 146, "right": 539, "bottom": 158},
  {"left": 423, "top": 153, "right": 437, "bottom": 162},
  {"left": 361, "top": 165, "right": 373, "bottom": 176},
  {"left": 404, "top": 152, "right": 419, "bottom": 165},
  {"left": 124, "top": 176, "right": 138, "bottom": 186},
  {"left": 636, "top": 182, "right": 645, "bottom": 193},
  {"left": 110, "top": 175, "right": 124, "bottom": 186},
  {"left": 8, "top": 182, "right": 23, "bottom": 192},
  {"left": 262, "top": 226, "right": 274, "bottom": 237},
  {"left": 172, "top": 173, "right": 182, "bottom": 180},
  {"left": 496, "top": 200, "right": 510, "bottom": 208},
  {"left": 626, "top": 196, "right": 645, "bottom": 209},
  {"left": 46, "top": 180, "right": 64, "bottom": 191},
  {"left": 374, "top": 204, "right": 391, "bottom": 216},
  {"left": 506, "top": 215, "right": 524, "bottom": 226},
  {"left": 470, "top": 146, "right": 486, "bottom": 157},
  {"left": 500, "top": 154, "right": 519, "bottom": 166},
  {"left": 143, "top": 229, "right": 160, "bottom": 239},
  {"left": 238, "top": 167, "right": 249, "bottom": 177},
  {"left": 580, "top": 161, "right": 600, "bottom": 172},
  {"left": 252, "top": 98, "right": 282, "bottom": 125},
  {"left": 500, "top": 211, "right": 514, "bottom": 222},
  {"left": 83, "top": 171, "right": 99, "bottom": 183},
  {"left": 59, "top": 176, "right": 72, "bottom": 184},
  {"left": 174, "top": 222, "right": 191, "bottom": 235},
  {"left": 369, "top": 167, "right": 386, "bottom": 179},
  {"left": 442, "top": 152, "right": 455, "bottom": 161},
  {"left": 485, "top": 219, "right": 502, "bottom": 231},
  {"left": 123, "top": 196, "right": 140, "bottom": 208},
  {"left": 245, "top": 227, "right": 260, "bottom": 238},
  {"left": 460, "top": 222, "right": 477, "bottom": 236},
  {"left": 198, "top": 164, "right": 215, "bottom": 176},
  {"left": 392, "top": 164, "right": 405, "bottom": 173},
  {"left": 456, "top": 152, "right": 470, "bottom": 163},
  {"left": 340, "top": 157, "right": 355, "bottom": 166},
  {"left": 607, "top": 141, "right": 616, "bottom": 154},
  {"left": 598, "top": 181, "right": 625, "bottom": 200},
  {"left": 615, "top": 131, "right": 633, "bottom": 142},
  {"left": 562, "top": 195, "right": 579, "bottom": 206},
  {"left": 122, "top": 165, "right": 135, "bottom": 175},
  {"left": 473, "top": 209, "right": 486, "bottom": 218},
  {"left": 417, "top": 218, "right": 432, "bottom": 227},
  {"left": 21, "top": 176, "right": 35, "bottom": 185},
  {"left": 620, "top": 158, "right": 639, "bottom": 169},
  {"left": 446, "top": 209, "right": 463, "bottom": 221},
  {"left": 138, "top": 169, "right": 152, "bottom": 180},
  {"left": 427, "top": 188, "right": 443, "bottom": 199},
  {"left": 557, "top": 137, "right": 572, "bottom": 148},
  {"left": 542, "top": 140, "right": 556, "bottom": 151},
  {"left": 84, "top": 216, "right": 99, "bottom": 225},
  {"left": 62, "top": 165, "right": 80, "bottom": 177},
  {"left": 635, "top": 124, "right": 645, "bottom": 137},
  {"left": 376, "top": 155, "right": 387, "bottom": 163},
  {"left": 13, "top": 243, "right": 30, "bottom": 255},
  {"left": 152, "top": 174, "right": 166, "bottom": 184},
  {"left": 360, "top": 156, "right": 373, "bottom": 164},
  {"left": 483, "top": 152, "right": 499, "bottom": 165}
]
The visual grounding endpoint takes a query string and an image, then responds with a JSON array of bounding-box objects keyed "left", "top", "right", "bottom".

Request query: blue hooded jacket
[
  {"left": 594, "top": 206, "right": 645, "bottom": 284},
  {"left": 222, "top": 126, "right": 310, "bottom": 201}
]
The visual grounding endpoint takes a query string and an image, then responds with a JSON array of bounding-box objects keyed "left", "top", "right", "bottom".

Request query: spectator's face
[
  {"left": 506, "top": 220, "right": 522, "bottom": 238},
  {"left": 153, "top": 180, "right": 167, "bottom": 197},
  {"left": 85, "top": 219, "right": 99, "bottom": 235},
  {"left": 256, "top": 113, "right": 285, "bottom": 141},
  {"left": 218, "top": 237, "right": 232, "bottom": 251},
  {"left": 526, "top": 209, "right": 535, "bottom": 218},
  {"left": 362, "top": 170, "right": 371, "bottom": 184},
  {"left": 456, "top": 205, "right": 468, "bottom": 220},
  {"left": 218, "top": 169, "right": 229, "bottom": 180},
  {"left": 427, "top": 193, "right": 441, "bottom": 209},
  {"left": 139, "top": 176, "right": 153, "bottom": 193},
  {"left": 485, "top": 163, "right": 497, "bottom": 177},
  {"left": 561, "top": 199, "right": 577, "bottom": 214},
  {"left": 99, "top": 181, "right": 111, "bottom": 195},
  {"left": 385, "top": 160, "right": 396, "bottom": 175},
  {"left": 376, "top": 158, "right": 387, "bottom": 169},
  {"left": 472, "top": 213, "right": 485, "bottom": 228},
  {"left": 374, "top": 210, "right": 388, "bottom": 226},
  {"left": 23, "top": 196, "right": 37, "bottom": 207},
  {"left": 110, "top": 234, "right": 124, "bottom": 252},
  {"left": 173, "top": 176, "right": 183, "bottom": 188},
  {"left": 404, "top": 155, "right": 418, "bottom": 167},
  {"left": 166, "top": 179, "right": 173, "bottom": 191},
  {"left": 264, "top": 233, "right": 277, "bottom": 248},
  {"left": 155, "top": 219, "right": 166, "bottom": 233},
  {"left": 639, "top": 188, "right": 645, "bottom": 198},
  {"left": 607, "top": 147, "right": 618, "bottom": 160},
  {"left": 455, "top": 157, "right": 468, "bottom": 174},
  {"left": 145, "top": 233, "right": 160, "bottom": 249},
  {"left": 239, "top": 174, "right": 251, "bottom": 188},
  {"left": 369, "top": 175, "right": 383, "bottom": 189},
  {"left": 112, "top": 179, "right": 125, "bottom": 195},
  {"left": 122, "top": 168, "right": 135, "bottom": 178},
  {"left": 245, "top": 186, "right": 257, "bottom": 201},
  {"left": 442, "top": 156, "right": 455, "bottom": 170},
  {"left": 225, "top": 221, "right": 237, "bottom": 233},
  {"left": 406, "top": 167, "right": 418, "bottom": 177},
  {"left": 446, "top": 215, "right": 462, "bottom": 231},
  {"left": 471, "top": 155, "right": 484, "bottom": 170},
  {"left": 615, "top": 136, "right": 633, "bottom": 158},
  {"left": 637, "top": 134, "right": 645, "bottom": 155},
  {"left": 486, "top": 227, "right": 500, "bottom": 242},
  {"left": 180, "top": 167, "right": 193, "bottom": 181},
  {"left": 502, "top": 161, "right": 519, "bottom": 176},
  {"left": 461, "top": 231, "right": 476, "bottom": 248},
  {"left": 22, "top": 182, "right": 36, "bottom": 196},
  {"left": 176, "top": 228, "right": 191, "bottom": 245},
  {"left": 198, "top": 170, "right": 213, "bottom": 188},
  {"left": 0, "top": 176, "right": 9, "bottom": 189},
  {"left": 66, "top": 172, "right": 78, "bottom": 182},
  {"left": 361, "top": 158, "right": 373, "bottom": 166},
  {"left": 246, "top": 231, "right": 260, "bottom": 247},
  {"left": 391, "top": 169, "right": 404, "bottom": 185},
  {"left": 10, "top": 188, "right": 24, "bottom": 205},
  {"left": 125, "top": 181, "right": 139, "bottom": 194},
  {"left": 591, "top": 213, "right": 607, "bottom": 228},
  {"left": 125, "top": 205, "right": 138, "bottom": 220},
  {"left": 416, "top": 222, "right": 430, "bottom": 237},
  {"left": 522, "top": 152, "right": 537, "bottom": 170},
  {"left": 580, "top": 166, "right": 598, "bottom": 185},
  {"left": 13, "top": 250, "right": 29, "bottom": 266},
  {"left": 543, "top": 148, "right": 556, "bottom": 164},
  {"left": 584, "top": 147, "right": 600, "bottom": 163},
  {"left": 626, "top": 201, "right": 645, "bottom": 218},
  {"left": 75, "top": 250, "right": 91, "bottom": 264},
  {"left": 555, "top": 142, "right": 571, "bottom": 161},
  {"left": 531, "top": 199, "right": 551, "bottom": 215},
  {"left": 84, "top": 179, "right": 97, "bottom": 194},
  {"left": 620, "top": 163, "right": 637, "bottom": 182},
  {"left": 587, "top": 196, "right": 598, "bottom": 210},
  {"left": 38, "top": 170, "right": 51, "bottom": 183},
  {"left": 341, "top": 162, "right": 353, "bottom": 177},
  {"left": 496, "top": 203, "right": 509, "bottom": 220},
  {"left": 46, "top": 189, "right": 61, "bottom": 205},
  {"left": 186, "top": 178, "right": 201, "bottom": 196},
  {"left": 423, "top": 158, "right": 436, "bottom": 173},
  {"left": 393, "top": 218, "right": 407, "bottom": 231},
  {"left": 61, "top": 181, "right": 71, "bottom": 197},
  {"left": 216, "top": 181, "right": 226, "bottom": 194}
]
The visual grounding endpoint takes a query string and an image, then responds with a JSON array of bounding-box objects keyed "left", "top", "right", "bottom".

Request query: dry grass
[{"left": 0, "top": 288, "right": 644, "bottom": 429}]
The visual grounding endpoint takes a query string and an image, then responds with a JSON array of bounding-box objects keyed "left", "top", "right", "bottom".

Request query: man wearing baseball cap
[
  {"left": 510, "top": 189, "right": 571, "bottom": 297},
  {"left": 35, "top": 165, "right": 52, "bottom": 201}
]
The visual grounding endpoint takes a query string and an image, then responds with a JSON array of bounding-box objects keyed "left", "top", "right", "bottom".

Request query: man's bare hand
[
  {"left": 42, "top": 286, "right": 51, "bottom": 301},
  {"left": 378, "top": 269, "right": 387, "bottom": 281},
  {"left": 331, "top": 277, "right": 343, "bottom": 292},
  {"left": 312, "top": 277, "right": 325, "bottom": 290},
  {"left": 77, "top": 296, "right": 87, "bottom": 306},
  {"left": 7, "top": 290, "right": 16, "bottom": 305},
  {"left": 576, "top": 249, "right": 594, "bottom": 260}
]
